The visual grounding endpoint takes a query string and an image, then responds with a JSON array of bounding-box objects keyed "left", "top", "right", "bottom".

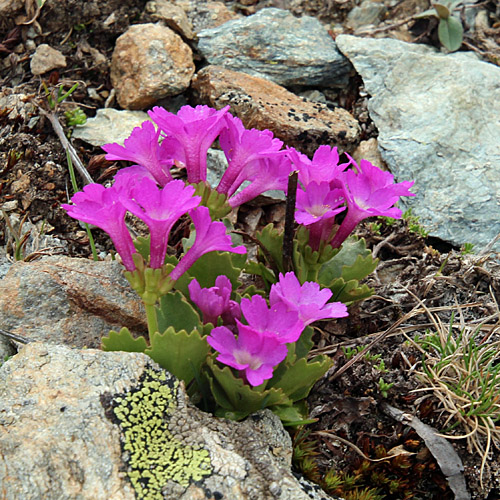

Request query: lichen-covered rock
[
  {"left": 197, "top": 8, "right": 351, "bottom": 88},
  {"left": 192, "top": 65, "right": 360, "bottom": 156},
  {"left": 0, "top": 256, "right": 146, "bottom": 348},
  {"left": 110, "top": 23, "right": 195, "bottom": 109},
  {"left": 0, "top": 342, "right": 337, "bottom": 500}
]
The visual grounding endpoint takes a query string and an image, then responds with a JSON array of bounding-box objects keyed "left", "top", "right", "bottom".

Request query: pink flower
[
  {"left": 149, "top": 105, "right": 230, "bottom": 184},
  {"left": 61, "top": 180, "right": 136, "bottom": 271},
  {"left": 228, "top": 155, "right": 293, "bottom": 208},
  {"left": 170, "top": 206, "right": 246, "bottom": 281},
  {"left": 217, "top": 114, "right": 284, "bottom": 196},
  {"left": 188, "top": 275, "right": 241, "bottom": 327},
  {"left": 240, "top": 294, "right": 303, "bottom": 343},
  {"left": 207, "top": 322, "right": 288, "bottom": 386},
  {"left": 270, "top": 272, "right": 348, "bottom": 326},
  {"left": 288, "top": 145, "right": 352, "bottom": 187},
  {"left": 102, "top": 121, "right": 174, "bottom": 186},
  {"left": 330, "top": 159, "right": 415, "bottom": 248},
  {"left": 295, "top": 182, "right": 346, "bottom": 250},
  {"left": 121, "top": 178, "right": 201, "bottom": 268}
]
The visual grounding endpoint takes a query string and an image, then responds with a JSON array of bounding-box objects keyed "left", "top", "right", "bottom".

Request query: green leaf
[
  {"left": 267, "top": 355, "right": 332, "bottom": 402},
  {"left": 255, "top": 223, "right": 285, "bottom": 274},
  {"left": 156, "top": 290, "right": 201, "bottom": 333},
  {"left": 433, "top": 2, "right": 451, "bottom": 18},
  {"left": 101, "top": 327, "right": 148, "bottom": 353},
  {"left": 134, "top": 236, "right": 151, "bottom": 260},
  {"left": 438, "top": 16, "right": 464, "bottom": 51},
  {"left": 173, "top": 251, "right": 245, "bottom": 297},
  {"left": 318, "top": 237, "right": 377, "bottom": 286},
  {"left": 294, "top": 326, "right": 315, "bottom": 360},
  {"left": 145, "top": 327, "right": 210, "bottom": 385},
  {"left": 329, "top": 277, "right": 375, "bottom": 304},
  {"left": 205, "top": 357, "right": 291, "bottom": 418},
  {"left": 414, "top": 7, "right": 440, "bottom": 18}
]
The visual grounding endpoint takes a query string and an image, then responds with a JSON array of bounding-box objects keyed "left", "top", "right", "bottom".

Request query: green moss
[{"left": 111, "top": 369, "right": 212, "bottom": 499}]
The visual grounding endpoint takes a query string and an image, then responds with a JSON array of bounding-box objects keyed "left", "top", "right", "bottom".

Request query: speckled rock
[
  {"left": 72, "top": 108, "right": 151, "bottom": 147},
  {"left": 145, "top": 0, "right": 195, "bottom": 39},
  {"left": 176, "top": 0, "right": 240, "bottom": 33},
  {"left": 197, "top": 8, "right": 351, "bottom": 88},
  {"left": 192, "top": 65, "right": 360, "bottom": 156},
  {"left": 0, "top": 342, "right": 338, "bottom": 500},
  {"left": 0, "top": 256, "right": 146, "bottom": 348},
  {"left": 110, "top": 23, "right": 195, "bottom": 110},
  {"left": 336, "top": 35, "right": 500, "bottom": 250},
  {"left": 30, "top": 44, "right": 67, "bottom": 75}
]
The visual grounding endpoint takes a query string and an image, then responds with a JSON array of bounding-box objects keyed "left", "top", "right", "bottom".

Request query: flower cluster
[
  {"left": 100, "top": 104, "right": 415, "bottom": 251},
  {"left": 204, "top": 272, "right": 348, "bottom": 386},
  {"left": 63, "top": 104, "right": 416, "bottom": 405},
  {"left": 290, "top": 146, "right": 415, "bottom": 250},
  {"left": 62, "top": 175, "right": 245, "bottom": 277}
]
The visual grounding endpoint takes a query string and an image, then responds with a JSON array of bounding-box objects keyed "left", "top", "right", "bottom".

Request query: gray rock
[
  {"left": 336, "top": 35, "right": 500, "bottom": 251},
  {"left": 30, "top": 44, "right": 67, "bottom": 75},
  {"left": 0, "top": 342, "right": 337, "bottom": 500},
  {"left": 0, "top": 256, "right": 146, "bottom": 348},
  {"left": 346, "top": 0, "right": 386, "bottom": 30},
  {"left": 72, "top": 108, "right": 150, "bottom": 147},
  {"left": 198, "top": 8, "right": 351, "bottom": 88}
]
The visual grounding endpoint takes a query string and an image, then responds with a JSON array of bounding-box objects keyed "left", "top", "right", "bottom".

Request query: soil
[{"left": 1, "top": 1, "right": 500, "bottom": 499}]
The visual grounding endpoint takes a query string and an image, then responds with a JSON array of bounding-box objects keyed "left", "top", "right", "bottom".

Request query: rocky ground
[{"left": 1, "top": 0, "right": 500, "bottom": 499}]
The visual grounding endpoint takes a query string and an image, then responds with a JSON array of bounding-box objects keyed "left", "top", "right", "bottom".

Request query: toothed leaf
[
  {"left": 145, "top": 327, "right": 209, "bottom": 385},
  {"left": 101, "top": 327, "right": 148, "bottom": 353},
  {"left": 156, "top": 290, "right": 201, "bottom": 333}
]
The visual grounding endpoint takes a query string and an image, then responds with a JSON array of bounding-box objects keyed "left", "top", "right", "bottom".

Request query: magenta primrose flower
[
  {"left": 149, "top": 104, "right": 230, "bottom": 184},
  {"left": 170, "top": 206, "right": 246, "bottom": 281},
  {"left": 207, "top": 322, "right": 288, "bottom": 386},
  {"left": 102, "top": 120, "right": 174, "bottom": 186},
  {"left": 121, "top": 178, "right": 201, "bottom": 268},
  {"left": 61, "top": 181, "right": 137, "bottom": 271},
  {"left": 270, "top": 272, "right": 348, "bottom": 325},
  {"left": 329, "top": 159, "right": 415, "bottom": 248},
  {"left": 288, "top": 145, "right": 352, "bottom": 187},
  {"left": 228, "top": 155, "right": 293, "bottom": 208},
  {"left": 295, "top": 182, "right": 346, "bottom": 250},
  {"left": 217, "top": 113, "right": 284, "bottom": 196},
  {"left": 240, "top": 294, "right": 303, "bottom": 343},
  {"left": 188, "top": 275, "right": 241, "bottom": 327}
]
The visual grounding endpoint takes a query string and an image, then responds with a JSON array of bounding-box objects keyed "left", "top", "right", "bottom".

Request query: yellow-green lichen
[{"left": 112, "top": 369, "right": 212, "bottom": 499}]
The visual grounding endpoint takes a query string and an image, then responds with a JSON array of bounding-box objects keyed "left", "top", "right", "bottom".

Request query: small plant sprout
[
  {"left": 460, "top": 242, "right": 475, "bottom": 255},
  {"left": 414, "top": 0, "right": 464, "bottom": 52},
  {"left": 369, "top": 221, "right": 382, "bottom": 235},
  {"left": 64, "top": 106, "right": 87, "bottom": 127},
  {"left": 403, "top": 208, "right": 429, "bottom": 238},
  {"left": 61, "top": 104, "right": 415, "bottom": 426},
  {"left": 378, "top": 378, "right": 394, "bottom": 398}
]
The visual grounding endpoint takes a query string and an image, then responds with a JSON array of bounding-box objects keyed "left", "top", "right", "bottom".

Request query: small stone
[
  {"left": 72, "top": 108, "right": 150, "bottom": 147},
  {"left": 197, "top": 8, "right": 351, "bottom": 88},
  {"left": 351, "top": 138, "right": 385, "bottom": 169},
  {"left": 110, "top": 23, "right": 195, "bottom": 110},
  {"left": 192, "top": 65, "right": 360, "bottom": 156},
  {"left": 30, "top": 44, "right": 66, "bottom": 75},
  {"left": 176, "top": 0, "right": 240, "bottom": 33},
  {"left": 146, "top": 0, "right": 194, "bottom": 39},
  {"left": 346, "top": 0, "right": 386, "bottom": 30}
]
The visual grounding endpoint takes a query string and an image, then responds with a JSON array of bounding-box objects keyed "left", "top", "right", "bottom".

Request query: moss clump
[{"left": 111, "top": 369, "right": 212, "bottom": 499}]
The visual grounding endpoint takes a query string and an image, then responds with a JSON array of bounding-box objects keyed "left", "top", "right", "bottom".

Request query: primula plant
[{"left": 62, "top": 104, "right": 415, "bottom": 424}]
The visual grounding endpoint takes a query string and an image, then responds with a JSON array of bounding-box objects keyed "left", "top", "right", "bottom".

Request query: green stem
[{"left": 145, "top": 303, "right": 159, "bottom": 338}]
